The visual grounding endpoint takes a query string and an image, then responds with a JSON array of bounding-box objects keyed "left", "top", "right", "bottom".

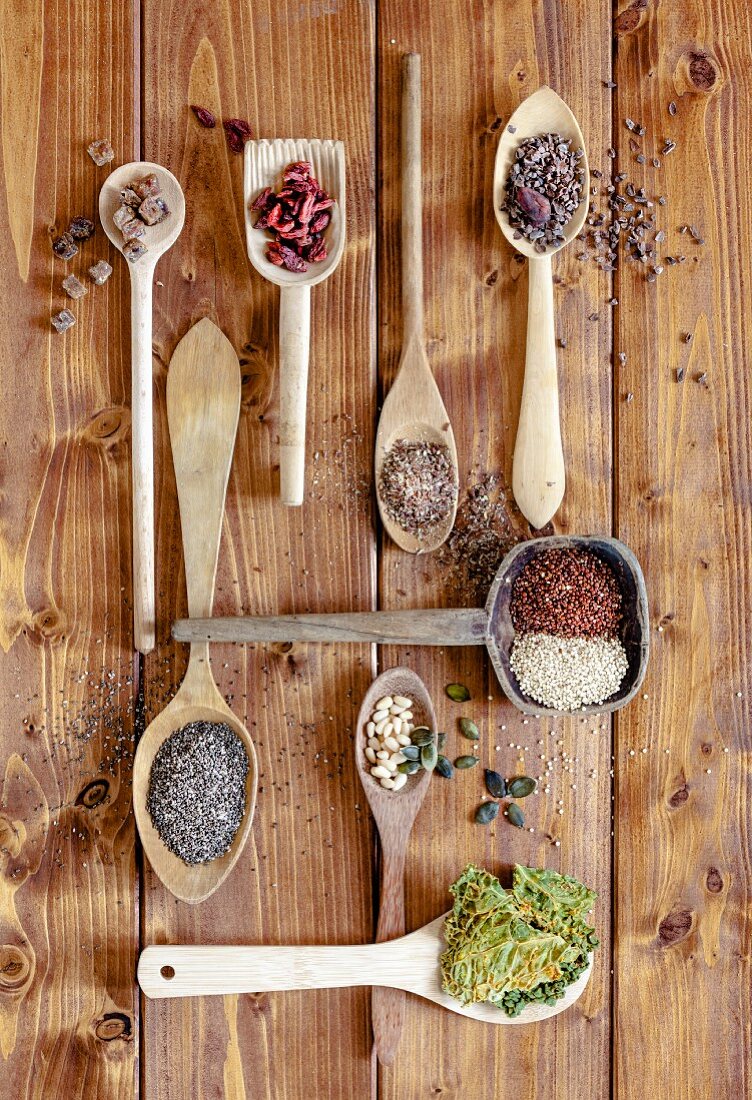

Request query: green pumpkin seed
[
  {"left": 397, "top": 760, "right": 421, "bottom": 775},
  {"left": 475, "top": 800, "right": 500, "bottom": 825},
  {"left": 454, "top": 755, "right": 479, "bottom": 769},
  {"left": 437, "top": 732, "right": 447, "bottom": 750},
  {"left": 507, "top": 802, "right": 525, "bottom": 828},
  {"left": 401, "top": 744, "right": 420, "bottom": 761},
  {"left": 410, "top": 726, "right": 434, "bottom": 747},
  {"left": 436, "top": 755, "right": 454, "bottom": 779},
  {"left": 484, "top": 769, "right": 507, "bottom": 799},
  {"left": 459, "top": 718, "right": 480, "bottom": 741},
  {"left": 421, "top": 741, "right": 438, "bottom": 772},
  {"left": 508, "top": 776, "right": 537, "bottom": 799},
  {"left": 445, "top": 683, "right": 470, "bottom": 703}
]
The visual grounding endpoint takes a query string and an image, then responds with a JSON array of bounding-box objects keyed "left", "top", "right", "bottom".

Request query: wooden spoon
[
  {"left": 137, "top": 914, "right": 593, "bottom": 1024},
  {"left": 99, "top": 161, "right": 186, "bottom": 654},
  {"left": 132, "top": 319, "right": 257, "bottom": 904},
  {"left": 244, "top": 139, "right": 346, "bottom": 506},
  {"left": 375, "top": 53, "right": 458, "bottom": 552},
  {"left": 355, "top": 668, "right": 436, "bottom": 1065},
  {"left": 493, "top": 88, "right": 589, "bottom": 530}
]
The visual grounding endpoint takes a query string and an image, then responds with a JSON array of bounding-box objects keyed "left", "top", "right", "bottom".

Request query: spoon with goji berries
[{"left": 494, "top": 88, "right": 589, "bottom": 531}]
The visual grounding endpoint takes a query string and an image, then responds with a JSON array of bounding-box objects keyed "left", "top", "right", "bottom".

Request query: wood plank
[
  {"left": 0, "top": 1, "right": 138, "bottom": 1096},
  {"left": 376, "top": 1, "right": 613, "bottom": 1096},
  {"left": 613, "top": 2, "right": 752, "bottom": 1097},
  {"left": 140, "top": 1, "right": 376, "bottom": 1097}
]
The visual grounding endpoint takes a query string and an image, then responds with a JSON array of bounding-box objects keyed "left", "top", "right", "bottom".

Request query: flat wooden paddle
[
  {"left": 374, "top": 53, "right": 458, "bottom": 552},
  {"left": 355, "top": 668, "right": 435, "bottom": 1065},
  {"left": 137, "top": 914, "right": 593, "bottom": 1024},
  {"left": 132, "top": 319, "right": 257, "bottom": 904}
]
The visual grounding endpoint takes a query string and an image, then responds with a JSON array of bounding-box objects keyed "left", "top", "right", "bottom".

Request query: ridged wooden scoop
[
  {"left": 355, "top": 668, "right": 435, "bottom": 1065},
  {"left": 374, "top": 53, "right": 458, "bottom": 552},
  {"left": 137, "top": 915, "right": 592, "bottom": 1024},
  {"left": 132, "top": 319, "right": 257, "bottom": 903},
  {"left": 493, "top": 88, "right": 589, "bottom": 530}
]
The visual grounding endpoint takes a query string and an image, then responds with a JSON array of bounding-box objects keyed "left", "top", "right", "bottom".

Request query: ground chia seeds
[
  {"left": 147, "top": 720, "right": 249, "bottom": 864},
  {"left": 378, "top": 438, "right": 457, "bottom": 539}
]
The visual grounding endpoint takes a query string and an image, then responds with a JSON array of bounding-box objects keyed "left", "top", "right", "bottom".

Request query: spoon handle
[
  {"left": 130, "top": 269, "right": 156, "bottom": 654},
  {"left": 138, "top": 941, "right": 406, "bottom": 999},
  {"left": 373, "top": 843, "right": 408, "bottom": 1065},
  {"left": 171, "top": 607, "right": 489, "bottom": 646},
  {"left": 401, "top": 52, "right": 423, "bottom": 345},
  {"left": 512, "top": 254, "right": 565, "bottom": 529},
  {"left": 279, "top": 283, "right": 311, "bottom": 505}
]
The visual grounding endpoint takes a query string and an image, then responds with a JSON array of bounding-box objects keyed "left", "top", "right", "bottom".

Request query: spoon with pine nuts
[{"left": 355, "top": 668, "right": 436, "bottom": 1065}]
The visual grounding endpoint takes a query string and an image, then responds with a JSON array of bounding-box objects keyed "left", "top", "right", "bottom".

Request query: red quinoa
[{"left": 510, "top": 547, "right": 622, "bottom": 639}]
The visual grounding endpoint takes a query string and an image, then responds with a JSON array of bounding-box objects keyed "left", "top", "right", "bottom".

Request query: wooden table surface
[{"left": 1, "top": 1, "right": 749, "bottom": 1097}]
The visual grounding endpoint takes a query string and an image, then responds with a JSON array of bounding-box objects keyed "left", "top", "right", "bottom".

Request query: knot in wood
[
  {"left": 0, "top": 945, "right": 31, "bottom": 991},
  {"left": 688, "top": 51, "right": 718, "bottom": 91},
  {"left": 657, "top": 908, "right": 693, "bottom": 946},
  {"left": 614, "top": 0, "right": 648, "bottom": 37},
  {"left": 705, "top": 867, "right": 723, "bottom": 893},
  {"left": 76, "top": 779, "right": 110, "bottom": 809},
  {"left": 95, "top": 1012, "right": 133, "bottom": 1042}
]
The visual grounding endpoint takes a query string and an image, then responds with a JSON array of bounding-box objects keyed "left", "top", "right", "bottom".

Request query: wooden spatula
[
  {"left": 137, "top": 914, "right": 592, "bottom": 1024},
  {"left": 374, "top": 53, "right": 458, "bottom": 552}
]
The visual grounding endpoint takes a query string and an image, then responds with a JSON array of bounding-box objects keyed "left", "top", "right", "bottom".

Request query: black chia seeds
[
  {"left": 147, "top": 720, "right": 249, "bottom": 864},
  {"left": 378, "top": 438, "right": 457, "bottom": 539},
  {"left": 501, "top": 132, "right": 586, "bottom": 251}
]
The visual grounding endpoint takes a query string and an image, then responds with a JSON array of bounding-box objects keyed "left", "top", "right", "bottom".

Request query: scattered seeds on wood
[
  {"left": 446, "top": 683, "right": 470, "bottom": 703},
  {"left": 459, "top": 718, "right": 480, "bottom": 741},
  {"left": 475, "top": 801, "right": 500, "bottom": 825},
  {"left": 191, "top": 104, "right": 216, "bottom": 127},
  {"left": 455, "top": 755, "right": 479, "bottom": 769},
  {"left": 436, "top": 755, "right": 454, "bottom": 779},
  {"left": 508, "top": 776, "right": 537, "bottom": 799},
  {"left": 485, "top": 769, "right": 507, "bottom": 799},
  {"left": 668, "top": 100, "right": 677, "bottom": 116},
  {"left": 507, "top": 803, "right": 525, "bottom": 828}
]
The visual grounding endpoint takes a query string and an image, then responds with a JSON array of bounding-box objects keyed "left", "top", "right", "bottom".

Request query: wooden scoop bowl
[
  {"left": 244, "top": 138, "right": 346, "bottom": 506},
  {"left": 137, "top": 913, "right": 593, "bottom": 1024},
  {"left": 99, "top": 162, "right": 186, "bottom": 654},
  {"left": 375, "top": 53, "right": 458, "bottom": 553},
  {"left": 493, "top": 88, "right": 589, "bottom": 530},
  {"left": 132, "top": 319, "right": 257, "bottom": 904},
  {"left": 355, "top": 668, "right": 436, "bottom": 1064}
]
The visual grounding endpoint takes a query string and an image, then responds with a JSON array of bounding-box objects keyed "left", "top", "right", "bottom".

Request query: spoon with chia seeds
[
  {"left": 132, "top": 319, "right": 257, "bottom": 904},
  {"left": 375, "top": 53, "right": 459, "bottom": 552},
  {"left": 493, "top": 88, "right": 589, "bottom": 530}
]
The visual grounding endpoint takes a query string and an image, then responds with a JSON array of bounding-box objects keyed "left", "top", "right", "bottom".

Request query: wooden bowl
[{"left": 485, "top": 535, "right": 649, "bottom": 716}]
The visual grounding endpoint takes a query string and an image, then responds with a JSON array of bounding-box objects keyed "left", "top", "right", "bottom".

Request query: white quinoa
[{"left": 510, "top": 633, "right": 628, "bottom": 711}]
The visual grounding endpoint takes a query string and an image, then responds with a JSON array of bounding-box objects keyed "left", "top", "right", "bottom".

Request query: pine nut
[
  {"left": 393, "top": 695, "right": 412, "bottom": 708},
  {"left": 376, "top": 750, "right": 389, "bottom": 760},
  {"left": 400, "top": 710, "right": 413, "bottom": 722},
  {"left": 383, "top": 757, "right": 397, "bottom": 773},
  {"left": 392, "top": 772, "right": 408, "bottom": 791},
  {"left": 375, "top": 718, "right": 390, "bottom": 736},
  {"left": 365, "top": 746, "right": 376, "bottom": 764},
  {"left": 372, "top": 710, "right": 389, "bottom": 724},
  {"left": 392, "top": 752, "right": 406, "bottom": 765},
  {"left": 384, "top": 736, "right": 400, "bottom": 752},
  {"left": 368, "top": 736, "right": 380, "bottom": 751},
  {"left": 371, "top": 765, "right": 391, "bottom": 779},
  {"left": 366, "top": 721, "right": 376, "bottom": 737},
  {"left": 390, "top": 704, "right": 405, "bottom": 716},
  {"left": 375, "top": 696, "right": 393, "bottom": 711},
  {"left": 396, "top": 732, "right": 411, "bottom": 746},
  {"left": 391, "top": 717, "right": 403, "bottom": 736},
  {"left": 380, "top": 777, "right": 395, "bottom": 789}
]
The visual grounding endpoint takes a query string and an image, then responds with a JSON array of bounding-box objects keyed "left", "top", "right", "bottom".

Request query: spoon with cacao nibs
[{"left": 493, "top": 88, "right": 589, "bottom": 530}]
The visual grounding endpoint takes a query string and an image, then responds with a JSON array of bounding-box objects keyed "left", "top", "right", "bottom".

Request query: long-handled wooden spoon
[
  {"left": 99, "top": 161, "right": 185, "bottom": 654},
  {"left": 137, "top": 915, "right": 593, "bottom": 1024},
  {"left": 356, "top": 668, "right": 435, "bottom": 1064},
  {"left": 132, "top": 319, "right": 257, "bottom": 903},
  {"left": 493, "top": 88, "right": 589, "bottom": 530},
  {"left": 375, "top": 53, "right": 458, "bottom": 552},
  {"left": 244, "top": 139, "right": 346, "bottom": 505}
]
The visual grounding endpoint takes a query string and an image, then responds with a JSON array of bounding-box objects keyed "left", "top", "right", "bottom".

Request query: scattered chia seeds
[
  {"left": 510, "top": 634, "right": 628, "bottom": 711},
  {"left": 501, "top": 132, "right": 586, "bottom": 252},
  {"left": 378, "top": 438, "right": 457, "bottom": 539},
  {"left": 147, "top": 720, "right": 249, "bottom": 864},
  {"left": 511, "top": 548, "right": 622, "bottom": 638}
]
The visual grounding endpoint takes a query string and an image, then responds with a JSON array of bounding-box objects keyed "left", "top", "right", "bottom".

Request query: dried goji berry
[
  {"left": 223, "top": 117, "right": 252, "bottom": 153},
  {"left": 190, "top": 105, "right": 216, "bottom": 128}
]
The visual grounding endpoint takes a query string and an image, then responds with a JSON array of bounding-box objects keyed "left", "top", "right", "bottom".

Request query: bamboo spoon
[
  {"left": 493, "top": 88, "right": 589, "bottom": 530},
  {"left": 355, "top": 668, "right": 435, "bottom": 1065},
  {"left": 99, "top": 161, "right": 185, "bottom": 654},
  {"left": 375, "top": 53, "right": 458, "bottom": 552},
  {"left": 137, "top": 915, "right": 593, "bottom": 1023},
  {"left": 244, "top": 139, "right": 346, "bottom": 505},
  {"left": 132, "top": 319, "right": 257, "bottom": 904}
]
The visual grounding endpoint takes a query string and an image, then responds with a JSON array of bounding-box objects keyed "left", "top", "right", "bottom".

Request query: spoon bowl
[
  {"left": 132, "top": 319, "right": 257, "bottom": 903},
  {"left": 492, "top": 87, "right": 589, "bottom": 530},
  {"left": 244, "top": 139, "right": 346, "bottom": 505},
  {"left": 99, "top": 162, "right": 186, "bottom": 655},
  {"left": 138, "top": 911, "right": 593, "bottom": 1024}
]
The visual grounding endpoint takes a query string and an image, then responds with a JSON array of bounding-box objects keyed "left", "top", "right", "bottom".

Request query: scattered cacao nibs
[
  {"left": 378, "top": 439, "right": 457, "bottom": 539},
  {"left": 696, "top": 372, "right": 708, "bottom": 386},
  {"left": 662, "top": 140, "right": 677, "bottom": 155},
  {"left": 609, "top": 297, "right": 618, "bottom": 306},
  {"left": 252, "top": 161, "right": 335, "bottom": 273},
  {"left": 559, "top": 337, "right": 568, "bottom": 348},
  {"left": 668, "top": 100, "right": 677, "bottom": 116},
  {"left": 223, "top": 117, "right": 253, "bottom": 153},
  {"left": 618, "top": 352, "right": 627, "bottom": 364},
  {"left": 146, "top": 720, "right": 249, "bottom": 865},
  {"left": 588, "top": 312, "right": 599, "bottom": 322},
  {"left": 636, "top": 154, "right": 646, "bottom": 164},
  {"left": 603, "top": 79, "right": 617, "bottom": 88},
  {"left": 500, "top": 132, "right": 585, "bottom": 252},
  {"left": 626, "top": 391, "right": 635, "bottom": 402},
  {"left": 511, "top": 547, "right": 622, "bottom": 639},
  {"left": 507, "top": 124, "right": 517, "bottom": 133},
  {"left": 676, "top": 367, "right": 685, "bottom": 382},
  {"left": 190, "top": 104, "right": 216, "bottom": 128},
  {"left": 683, "top": 332, "right": 693, "bottom": 344}
]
